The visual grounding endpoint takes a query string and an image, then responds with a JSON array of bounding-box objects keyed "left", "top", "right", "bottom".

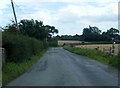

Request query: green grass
[
  {"left": 2, "top": 49, "right": 48, "bottom": 86},
  {"left": 0, "top": 72, "right": 2, "bottom": 87},
  {"left": 64, "top": 46, "right": 119, "bottom": 70}
]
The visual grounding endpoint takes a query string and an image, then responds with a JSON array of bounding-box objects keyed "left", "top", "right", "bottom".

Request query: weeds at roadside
[{"left": 2, "top": 49, "right": 48, "bottom": 86}]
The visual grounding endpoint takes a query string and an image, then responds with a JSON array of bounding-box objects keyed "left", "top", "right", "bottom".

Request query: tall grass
[{"left": 64, "top": 47, "right": 119, "bottom": 69}]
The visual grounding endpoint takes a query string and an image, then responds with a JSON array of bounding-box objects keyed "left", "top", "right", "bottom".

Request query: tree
[
  {"left": 102, "top": 28, "right": 119, "bottom": 41},
  {"left": 89, "top": 26, "right": 101, "bottom": 34},
  {"left": 43, "top": 25, "right": 58, "bottom": 39},
  {"left": 3, "top": 19, "right": 59, "bottom": 41},
  {"left": 105, "top": 28, "right": 119, "bottom": 36},
  {"left": 3, "top": 20, "right": 18, "bottom": 32},
  {"left": 82, "top": 26, "right": 101, "bottom": 41}
]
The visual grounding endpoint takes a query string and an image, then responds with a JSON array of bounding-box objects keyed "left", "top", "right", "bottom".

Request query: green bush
[{"left": 2, "top": 32, "right": 47, "bottom": 62}]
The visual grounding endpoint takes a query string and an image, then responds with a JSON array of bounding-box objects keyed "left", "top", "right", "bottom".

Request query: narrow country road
[{"left": 7, "top": 47, "right": 118, "bottom": 86}]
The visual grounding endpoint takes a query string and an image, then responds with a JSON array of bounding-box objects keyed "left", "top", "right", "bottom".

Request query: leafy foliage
[
  {"left": 82, "top": 26, "right": 101, "bottom": 41},
  {"left": 4, "top": 19, "right": 58, "bottom": 41},
  {"left": 2, "top": 32, "right": 47, "bottom": 62},
  {"left": 56, "top": 34, "right": 83, "bottom": 41},
  {"left": 2, "top": 19, "right": 59, "bottom": 62}
]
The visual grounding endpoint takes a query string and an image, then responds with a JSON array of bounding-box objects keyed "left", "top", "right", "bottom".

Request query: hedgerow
[{"left": 2, "top": 32, "right": 48, "bottom": 62}]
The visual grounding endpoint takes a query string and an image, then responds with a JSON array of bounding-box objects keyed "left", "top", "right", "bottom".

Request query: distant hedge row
[
  {"left": 2, "top": 32, "right": 48, "bottom": 62},
  {"left": 48, "top": 38, "right": 58, "bottom": 47}
]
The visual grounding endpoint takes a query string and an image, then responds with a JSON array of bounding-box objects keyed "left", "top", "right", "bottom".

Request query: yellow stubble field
[
  {"left": 75, "top": 44, "right": 120, "bottom": 55},
  {"left": 58, "top": 40, "right": 120, "bottom": 55}
]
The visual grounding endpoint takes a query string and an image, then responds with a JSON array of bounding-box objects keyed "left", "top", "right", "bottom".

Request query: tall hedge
[{"left": 2, "top": 32, "right": 48, "bottom": 62}]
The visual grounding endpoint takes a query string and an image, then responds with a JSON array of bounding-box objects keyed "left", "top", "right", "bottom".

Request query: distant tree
[
  {"left": 102, "top": 28, "right": 119, "bottom": 41},
  {"left": 56, "top": 35, "right": 61, "bottom": 40},
  {"left": 105, "top": 28, "right": 119, "bottom": 36},
  {"left": 89, "top": 25, "right": 101, "bottom": 34},
  {"left": 82, "top": 26, "right": 101, "bottom": 41},
  {"left": 57, "top": 34, "right": 83, "bottom": 40}
]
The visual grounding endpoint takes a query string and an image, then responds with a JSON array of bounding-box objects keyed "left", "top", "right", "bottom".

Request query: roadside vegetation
[
  {"left": 2, "top": 32, "right": 48, "bottom": 62},
  {"left": 64, "top": 46, "right": 119, "bottom": 70},
  {"left": 2, "top": 49, "right": 47, "bottom": 85},
  {"left": 2, "top": 19, "right": 120, "bottom": 85},
  {"left": 59, "top": 25, "right": 119, "bottom": 68},
  {"left": 2, "top": 19, "right": 58, "bottom": 86}
]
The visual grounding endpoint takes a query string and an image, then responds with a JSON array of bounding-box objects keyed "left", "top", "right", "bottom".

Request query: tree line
[
  {"left": 3, "top": 19, "right": 58, "bottom": 41},
  {"left": 57, "top": 25, "right": 120, "bottom": 42}
]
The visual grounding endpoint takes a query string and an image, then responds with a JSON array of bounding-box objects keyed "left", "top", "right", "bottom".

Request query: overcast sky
[{"left": 0, "top": 0, "right": 119, "bottom": 35}]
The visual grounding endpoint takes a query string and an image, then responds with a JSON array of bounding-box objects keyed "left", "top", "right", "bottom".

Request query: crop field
[
  {"left": 75, "top": 44, "right": 120, "bottom": 55},
  {"left": 58, "top": 40, "right": 83, "bottom": 45},
  {"left": 58, "top": 40, "right": 120, "bottom": 55}
]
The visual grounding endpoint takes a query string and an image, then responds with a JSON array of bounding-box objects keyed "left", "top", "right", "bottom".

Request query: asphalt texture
[{"left": 7, "top": 47, "right": 118, "bottom": 86}]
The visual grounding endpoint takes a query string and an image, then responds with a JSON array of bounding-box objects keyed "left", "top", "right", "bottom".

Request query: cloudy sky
[{"left": 0, "top": 0, "right": 119, "bottom": 35}]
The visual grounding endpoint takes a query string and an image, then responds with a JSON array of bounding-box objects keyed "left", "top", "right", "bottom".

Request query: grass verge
[
  {"left": 64, "top": 46, "right": 119, "bottom": 70},
  {"left": 2, "top": 49, "right": 48, "bottom": 86}
]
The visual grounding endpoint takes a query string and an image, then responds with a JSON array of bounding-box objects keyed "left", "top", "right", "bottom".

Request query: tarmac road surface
[{"left": 7, "top": 47, "right": 118, "bottom": 86}]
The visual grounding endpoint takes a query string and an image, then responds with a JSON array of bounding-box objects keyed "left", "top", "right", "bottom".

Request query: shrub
[{"left": 2, "top": 32, "right": 47, "bottom": 62}]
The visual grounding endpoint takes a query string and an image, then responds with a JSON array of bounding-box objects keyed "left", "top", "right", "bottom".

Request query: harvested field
[
  {"left": 58, "top": 40, "right": 83, "bottom": 45},
  {"left": 75, "top": 44, "right": 120, "bottom": 55}
]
